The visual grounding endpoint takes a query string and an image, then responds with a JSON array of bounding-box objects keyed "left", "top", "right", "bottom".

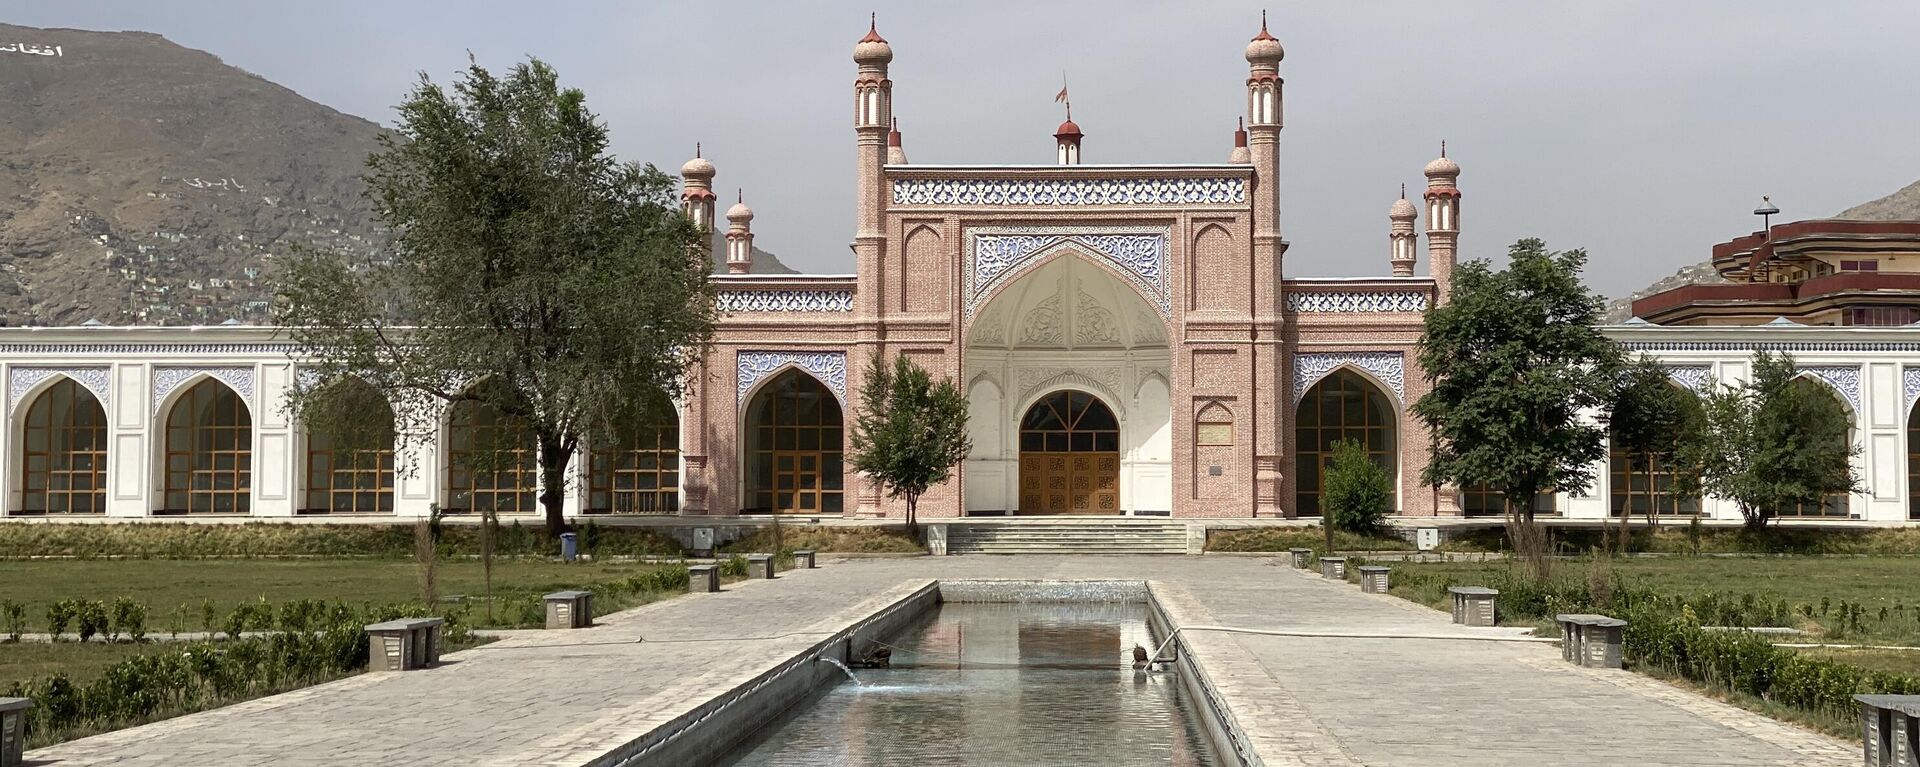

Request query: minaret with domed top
[
  {"left": 1389, "top": 186, "right": 1418, "bottom": 277},
  {"left": 1245, "top": 12, "right": 1287, "bottom": 519},
  {"left": 851, "top": 14, "right": 893, "bottom": 318},
  {"left": 1424, "top": 144, "right": 1462, "bottom": 303},
  {"left": 680, "top": 144, "right": 717, "bottom": 231},
  {"left": 725, "top": 190, "right": 754, "bottom": 274}
]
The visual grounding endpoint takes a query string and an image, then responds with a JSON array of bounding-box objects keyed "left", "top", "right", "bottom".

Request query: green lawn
[
  {"left": 0, "top": 558, "right": 678, "bottom": 634},
  {"left": 1379, "top": 556, "right": 1920, "bottom": 644},
  {"left": 0, "top": 642, "right": 181, "bottom": 687}
]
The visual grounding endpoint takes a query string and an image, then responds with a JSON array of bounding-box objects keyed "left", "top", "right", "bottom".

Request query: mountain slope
[{"left": 0, "top": 23, "right": 791, "bottom": 326}]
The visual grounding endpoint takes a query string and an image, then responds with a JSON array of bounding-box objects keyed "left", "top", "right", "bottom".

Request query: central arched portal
[
  {"left": 963, "top": 252, "right": 1172, "bottom": 515},
  {"left": 1018, "top": 391, "right": 1121, "bottom": 514}
]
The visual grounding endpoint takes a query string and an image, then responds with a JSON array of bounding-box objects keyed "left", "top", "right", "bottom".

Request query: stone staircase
[{"left": 943, "top": 517, "right": 1194, "bottom": 555}]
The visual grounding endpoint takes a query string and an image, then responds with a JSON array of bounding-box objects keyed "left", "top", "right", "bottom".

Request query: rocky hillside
[
  {"left": 0, "top": 23, "right": 788, "bottom": 326},
  {"left": 1604, "top": 179, "right": 1920, "bottom": 322}
]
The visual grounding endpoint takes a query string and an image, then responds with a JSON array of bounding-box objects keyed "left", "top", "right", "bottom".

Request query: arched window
[
  {"left": 1294, "top": 370, "right": 1395, "bottom": 517},
  {"left": 588, "top": 406, "right": 680, "bottom": 514},
  {"left": 1609, "top": 385, "right": 1704, "bottom": 518},
  {"left": 20, "top": 378, "right": 108, "bottom": 514},
  {"left": 1909, "top": 403, "right": 1920, "bottom": 521},
  {"left": 302, "top": 379, "right": 396, "bottom": 514},
  {"left": 1018, "top": 390, "right": 1120, "bottom": 514},
  {"left": 743, "top": 370, "right": 843, "bottom": 514},
  {"left": 445, "top": 396, "right": 537, "bottom": 514},
  {"left": 162, "top": 378, "right": 251, "bottom": 514}
]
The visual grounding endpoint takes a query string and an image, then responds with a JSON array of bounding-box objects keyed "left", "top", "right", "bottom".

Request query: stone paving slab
[{"left": 27, "top": 555, "right": 1856, "bottom": 766}]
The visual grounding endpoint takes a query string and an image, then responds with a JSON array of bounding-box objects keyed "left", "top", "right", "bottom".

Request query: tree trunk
[
  {"left": 1323, "top": 512, "right": 1335, "bottom": 558},
  {"left": 904, "top": 492, "right": 919, "bottom": 538},
  {"left": 537, "top": 434, "right": 573, "bottom": 538}
]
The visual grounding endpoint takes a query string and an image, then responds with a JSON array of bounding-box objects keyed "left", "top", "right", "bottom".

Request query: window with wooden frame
[
  {"left": 161, "top": 378, "right": 251, "bottom": 515},
  {"left": 301, "top": 379, "right": 396, "bottom": 514},
  {"left": 1293, "top": 370, "right": 1395, "bottom": 518},
  {"left": 587, "top": 411, "right": 680, "bottom": 514},
  {"left": 445, "top": 398, "right": 538, "bottom": 514},
  {"left": 19, "top": 378, "right": 108, "bottom": 514}
]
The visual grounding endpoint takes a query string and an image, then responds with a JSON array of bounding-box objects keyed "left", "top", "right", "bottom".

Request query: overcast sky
[{"left": 11, "top": 1, "right": 1920, "bottom": 297}]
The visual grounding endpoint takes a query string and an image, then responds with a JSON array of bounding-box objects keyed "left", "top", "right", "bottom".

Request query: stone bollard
[
  {"left": 689, "top": 564, "right": 720, "bottom": 593},
  {"left": 544, "top": 590, "right": 594, "bottom": 629},
  {"left": 0, "top": 697, "right": 31, "bottom": 767},
  {"left": 365, "top": 617, "right": 444, "bottom": 671},
  {"left": 1288, "top": 548, "right": 1312, "bottom": 569},
  {"left": 747, "top": 553, "right": 776, "bottom": 579},
  {"left": 1856, "top": 695, "right": 1920, "bottom": 767},
  {"left": 1555, "top": 614, "right": 1627, "bottom": 669},
  {"left": 1319, "top": 556, "right": 1347, "bottom": 580},
  {"left": 1357, "top": 565, "right": 1390, "bottom": 594},
  {"left": 1448, "top": 586, "right": 1499, "bottom": 627},
  {"left": 793, "top": 549, "right": 818, "bottom": 569},
  {"left": 926, "top": 524, "right": 949, "bottom": 556}
]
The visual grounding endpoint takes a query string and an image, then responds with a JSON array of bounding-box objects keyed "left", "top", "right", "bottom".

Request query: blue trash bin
[{"left": 559, "top": 532, "right": 578, "bottom": 562}]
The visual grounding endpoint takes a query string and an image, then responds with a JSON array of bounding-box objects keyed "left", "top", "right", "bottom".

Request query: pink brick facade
[{"left": 678, "top": 19, "right": 1464, "bottom": 519}]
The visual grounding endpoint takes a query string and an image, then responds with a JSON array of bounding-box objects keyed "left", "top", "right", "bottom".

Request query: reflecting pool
[{"left": 717, "top": 601, "right": 1219, "bottom": 766}]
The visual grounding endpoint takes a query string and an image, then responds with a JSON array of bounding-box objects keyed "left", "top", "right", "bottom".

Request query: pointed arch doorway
[{"left": 1018, "top": 390, "right": 1120, "bottom": 514}]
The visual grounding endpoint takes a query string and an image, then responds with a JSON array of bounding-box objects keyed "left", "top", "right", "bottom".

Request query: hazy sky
[{"left": 10, "top": 1, "right": 1920, "bottom": 297}]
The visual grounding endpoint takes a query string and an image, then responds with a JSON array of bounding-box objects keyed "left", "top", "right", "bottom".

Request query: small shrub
[
  {"left": 111, "top": 597, "right": 148, "bottom": 643},
  {"left": 720, "top": 555, "right": 748, "bottom": 577},
  {"left": 1321, "top": 439, "right": 1392, "bottom": 536},
  {"left": 1, "top": 599, "right": 24, "bottom": 643},
  {"left": 75, "top": 600, "right": 109, "bottom": 643},
  {"left": 45, "top": 600, "right": 76, "bottom": 642}
]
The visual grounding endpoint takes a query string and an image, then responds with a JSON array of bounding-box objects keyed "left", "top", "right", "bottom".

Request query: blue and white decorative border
[
  {"left": 964, "top": 226, "right": 1170, "bottom": 319},
  {"left": 1661, "top": 365, "right": 1713, "bottom": 394},
  {"left": 1795, "top": 365, "right": 1861, "bottom": 412},
  {"left": 7, "top": 367, "right": 111, "bottom": 414},
  {"left": 892, "top": 177, "right": 1245, "bottom": 207},
  {"left": 1904, "top": 366, "right": 1920, "bottom": 415},
  {"left": 152, "top": 366, "right": 255, "bottom": 413},
  {"left": 1292, "top": 352, "right": 1405, "bottom": 403},
  {"left": 1285, "top": 291, "right": 1429, "bottom": 314},
  {"left": 736, "top": 351, "right": 847, "bottom": 406},
  {"left": 1621, "top": 341, "right": 1920, "bottom": 353},
  {"left": 716, "top": 289, "right": 854, "bottom": 313}
]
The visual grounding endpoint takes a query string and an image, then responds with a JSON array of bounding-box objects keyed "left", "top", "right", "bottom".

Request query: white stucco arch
[
  {"left": 962, "top": 253, "right": 1172, "bottom": 514},
  {"left": 149, "top": 373, "right": 254, "bottom": 515},
  {"left": 8, "top": 372, "right": 110, "bottom": 513}
]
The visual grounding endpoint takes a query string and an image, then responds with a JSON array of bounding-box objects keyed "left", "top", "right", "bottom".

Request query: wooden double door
[
  {"left": 1017, "top": 390, "right": 1122, "bottom": 515},
  {"left": 1019, "top": 452, "right": 1120, "bottom": 514}
]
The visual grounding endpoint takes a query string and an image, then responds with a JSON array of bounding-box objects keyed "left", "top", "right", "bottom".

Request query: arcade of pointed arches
[{"left": 0, "top": 358, "right": 1904, "bottom": 519}]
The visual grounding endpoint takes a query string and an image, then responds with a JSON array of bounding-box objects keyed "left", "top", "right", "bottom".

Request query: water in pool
[{"left": 716, "top": 601, "right": 1220, "bottom": 766}]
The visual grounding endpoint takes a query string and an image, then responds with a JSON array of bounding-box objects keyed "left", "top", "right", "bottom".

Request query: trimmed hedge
[
  {"left": 0, "top": 521, "right": 683, "bottom": 560},
  {"left": 4, "top": 600, "right": 475, "bottom": 749}
]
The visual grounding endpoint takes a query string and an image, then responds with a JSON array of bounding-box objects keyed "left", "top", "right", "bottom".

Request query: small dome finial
[
  {"left": 1245, "top": 11, "right": 1284, "bottom": 64},
  {"left": 695, "top": 142, "right": 701, "bottom": 158},
  {"left": 1401, "top": 182, "right": 1407, "bottom": 199},
  {"left": 854, "top": 13, "right": 893, "bottom": 64},
  {"left": 1425, "top": 142, "right": 1460, "bottom": 179},
  {"left": 1441, "top": 139, "right": 1447, "bottom": 158},
  {"left": 736, "top": 188, "right": 742, "bottom": 204}
]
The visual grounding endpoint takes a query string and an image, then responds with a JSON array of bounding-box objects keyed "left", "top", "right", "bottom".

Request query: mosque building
[{"left": 0, "top": 18, "right": 1913, "bottom": 525}]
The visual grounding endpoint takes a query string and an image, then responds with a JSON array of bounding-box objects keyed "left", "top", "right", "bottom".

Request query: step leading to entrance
[{"left": 943, "top": 518, "right": 1193, "bottom": 555}]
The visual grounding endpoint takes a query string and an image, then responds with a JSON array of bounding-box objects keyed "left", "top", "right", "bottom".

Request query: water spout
[{"left": 817, "top": 656, "right": 864, "bottom": 686}]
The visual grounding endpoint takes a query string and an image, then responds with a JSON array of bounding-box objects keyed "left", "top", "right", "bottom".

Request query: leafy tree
[
  {"left": 276, "top": 58, "right": 713, "bottom": 535},
  {"left": 1689, "top": 352, "right": 1858, "bottom": 529},
  {"left": 1606, "top": 355, "right": 1707, "bottom": 550},
  {"left": 847, "top": 354, "right": 970, "bottom": 535},
  {"left": 1413, "top": 239, "right": 1621, "bottom": 577},
  {"left": 1321, "top": 439, "right": 1392, "bottom": 550}
]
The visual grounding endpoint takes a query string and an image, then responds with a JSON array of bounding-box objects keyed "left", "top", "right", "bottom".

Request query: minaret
[
  {"left": 1388, "top": 185, "right": 1418, "bottom": 277},
  {"left": 1054, "top": 113, "right": 1083, "bottom": 165},
  {"left": 851, "top": 14, "right": 893, "bottom": 320},
  {"left": 680, "top": 144, "right": 717, "bottom": 232},
  {"left": 1423, "top": 143, "right": 1462, "bottom": 303},
  {"left": 887, "top": 118, "right": 908, "bottom": 164},
  {"left": 1243, "top": 12, "right": 1285, "bottom": 249},
  {"left": 1228, "top": 117, "right": 1250, "bottom": 164},
  {"left": 1245, "top": 14, "right": 1287, "bottom": 519},
  {"left": 725, "top": 190, "right": 754, "bottom": 274}
]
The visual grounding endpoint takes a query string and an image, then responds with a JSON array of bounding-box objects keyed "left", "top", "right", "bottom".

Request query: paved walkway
[{"left": 27, "top": 556, "right": 1853, "bottom": 766}]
